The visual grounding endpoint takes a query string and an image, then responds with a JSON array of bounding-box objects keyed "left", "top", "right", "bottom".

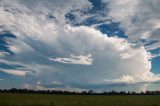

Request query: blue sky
[{"left": 0, "top": 0, "right": 160, "bottom": 92}]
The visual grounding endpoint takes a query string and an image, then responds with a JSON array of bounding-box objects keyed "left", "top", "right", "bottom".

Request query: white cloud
[
  {"left": 52, "top": 81, "right": 62, "bottom": 85},
  {"left": 36, "top": 81, "right": 42, "bottom": 85},
  {"left": 0, "top": 0, "right": 159, "bottom": 91},
  {"left": 104, "top": 75, "right": 135, "bottom": 84},
  {"left": 23, "top": 83, "right": 87, "bottom": 92},
  {"left": 0, "top": 51, "right": 9, "bottom": 57},
  {"left": 145, "top": 42, "right": 160, "bottom": 51},
  {"left": 104, "top": 73, "right": 160, "bottom": 84},
  {"left": 49, "top": 54, "right": 93, "bottom": 65},
  {"left": 1, "top": 23, "right": 154, "bottom": 89},
  {"left": 23, "top": 84, "right": 47, "bottom": 90},
  {"left": 102, "top": 0, "right": 138, "bottom": 25},
  {"left": 102, "top": 0, "right": 160, "bottom": 50},
  {"left": 0, "top": 69, "right": 27, "bottom": 76},
  {"left": 151, "top": 53, "right": 160, "bottom": 59}
]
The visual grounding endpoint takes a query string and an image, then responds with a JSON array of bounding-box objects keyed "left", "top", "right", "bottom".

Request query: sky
[{"left": 0, "top": 0, "right": 160, "bottom": 92}]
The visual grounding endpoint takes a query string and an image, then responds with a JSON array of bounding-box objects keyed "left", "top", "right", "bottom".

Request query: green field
[{"left": 0, "top": 93, "right": 160, "bottom": 106}]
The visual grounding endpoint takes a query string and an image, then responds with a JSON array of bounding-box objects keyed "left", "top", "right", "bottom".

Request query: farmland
[{"left": 0, "top": 93, "right": 160, "bottom": 106}]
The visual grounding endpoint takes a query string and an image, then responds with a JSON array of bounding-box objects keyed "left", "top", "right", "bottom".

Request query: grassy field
[{"left": 0, "top": 93, "right": 160, "bottom": 106}]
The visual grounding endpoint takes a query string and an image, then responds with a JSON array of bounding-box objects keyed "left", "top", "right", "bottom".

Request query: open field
[{"left": 0, "top": 93, "right": 160, "bottom": 106}]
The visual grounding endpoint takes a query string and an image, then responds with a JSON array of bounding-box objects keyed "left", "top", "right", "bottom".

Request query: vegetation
[
  {"left": 1, "top": 88, "right": 160, "bottom": 95},
  {"left": 0, "top": 93, "right": 160, "bottom": 106},
  {"left": 0, "top": 89, "right": 160, "bottom": 106}
]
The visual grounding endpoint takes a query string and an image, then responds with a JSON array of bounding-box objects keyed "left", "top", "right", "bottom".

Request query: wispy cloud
[
  {"left": 102, "top": 0, "right": 160, "bottom": 61},
  {"left": 0, "top": 69, "right": 28, "bottom": 76},
  {"left": 49, "top": 54, "right": 93, "bottom": 65}
]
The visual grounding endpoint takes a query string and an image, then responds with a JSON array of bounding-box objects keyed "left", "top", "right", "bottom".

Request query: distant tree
[{"left": 0, "top": 88, "right": 160, "bottom": 95}]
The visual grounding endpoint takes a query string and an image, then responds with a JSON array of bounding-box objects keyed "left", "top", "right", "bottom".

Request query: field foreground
[{"left": 0, "top": 93, "right": 160, "bottom": 106}]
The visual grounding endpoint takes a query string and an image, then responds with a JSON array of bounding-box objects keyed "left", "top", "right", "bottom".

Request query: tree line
[{"left": 0, "top": 88, "right": 160, "bottom": 95}]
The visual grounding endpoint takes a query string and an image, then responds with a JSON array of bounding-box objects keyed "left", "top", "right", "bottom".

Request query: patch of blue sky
[
  {"left": 65, "top": 0, "right": 107, "bottom": 25},
  {"left": 151, "top": 57, "right": 160, "bottom": 74},
  {"left": 144, "top": 40, "right": 159, "bottom": 47},
  {"left": 150, "top": 48, "right": 160, "bottom": 54},
  {"left": 0, "top": 62, "right": 24, "bottom": 70},
  {"left": 0, "top": 72, "right": 12, "bottom": 79},
  {"left": 0, "top": 31, "right": 16, "bottom": 55},
  {"left": 97, "top": 23, "right": 127, "bottom": 38},
  {"left": 148, "top": 48, "right": 160, "bottom": 74},
  {"left": 65, "top": 0, "right": 127, "bottom": 39},
  {"left": 0, "top": 73, "right": 25, "bottom": 89}
]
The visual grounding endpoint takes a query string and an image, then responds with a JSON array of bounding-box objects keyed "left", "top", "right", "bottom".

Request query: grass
[{"left": 0, "top": 93, "right": 160, "bottom": 106}]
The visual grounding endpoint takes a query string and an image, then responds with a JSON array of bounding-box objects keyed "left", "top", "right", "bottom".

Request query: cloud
[
  {"left": 102, "top": 0, "right": 160, "bottom": 51},
  {"left": 49, "top": 54, "right": 93, "bottom": 65},
  {"left": 52, "top": 81, "right": 62, "bottom": 85},
  {"left": 145, "top": 42, "right": 160, "bottom": 51},
  {"left": 151, "top": 53, "right": 160, "bottom": 59},
  {"left": 0, "top": 51, "right": 9, "bottom": 57},
  {"left": 23, "top": 84, "right": 47, "bottom": 90},
  {"left": 104, "top": 74, "right": 160, "bottom": 84},
  {"left": 0, "top": 69, "right": 27, "bottom": 76},
  {"left": 1, "top": 23, "right": 156, "bottom": 90},
  {"left": 104, "top": 75, "right": 135, "bottom": 84},
  {"left": 23, "top": 83, "right": 87, "bottom": 92},
  {"left": 0, "top": 0, "right": 159, "bottom": 91}
]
